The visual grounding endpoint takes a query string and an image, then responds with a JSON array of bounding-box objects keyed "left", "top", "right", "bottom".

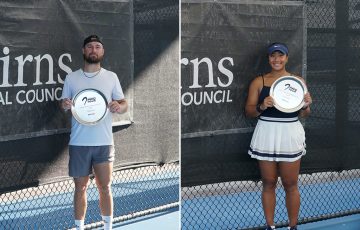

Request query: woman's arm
[
  {"left": 245, "top": 77, "right": 263, "bottom": 118},
  {"left": 296, "top": 76, "right": 312, "bottom": 118},
  {"left": 299, "top": 92, "right": 312, "bottom": 118}
]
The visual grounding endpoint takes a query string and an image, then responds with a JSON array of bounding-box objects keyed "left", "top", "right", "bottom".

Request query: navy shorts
[{"left": 69, "top": 145, "right": 115, "bottom": 177}]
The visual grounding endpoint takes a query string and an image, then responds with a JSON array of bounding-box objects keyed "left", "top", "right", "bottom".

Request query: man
[{"left": 61, "top": 35, "right": 128, "bottom": 230}]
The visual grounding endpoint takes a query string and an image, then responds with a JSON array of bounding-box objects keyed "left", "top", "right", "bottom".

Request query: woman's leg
[
  {"left": 259, "top": 160, "right": 279, "bottom": 226},
  {"left": 279, "top": 160, "right": 301, "bottom": 227}
]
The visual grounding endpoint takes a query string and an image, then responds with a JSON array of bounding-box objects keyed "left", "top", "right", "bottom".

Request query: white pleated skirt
[{"left": 248, "top": 116, "right": 306, "bottom": 162}]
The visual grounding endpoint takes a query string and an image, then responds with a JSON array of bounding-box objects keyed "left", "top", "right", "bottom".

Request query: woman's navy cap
[
  {"left": 83, "top": 35, "right": 103, "bottom": 47},
  {"left": 268, "top": 43, "right": 288, "bottom": 55}
]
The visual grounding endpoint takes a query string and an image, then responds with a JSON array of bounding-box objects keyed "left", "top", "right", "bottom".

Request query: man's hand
[
  {"left": 108, "top": 99, "right": 128, "bottom": 114},
  {"left": 61, "top": 98, "right": 72, "bottom": 111}
]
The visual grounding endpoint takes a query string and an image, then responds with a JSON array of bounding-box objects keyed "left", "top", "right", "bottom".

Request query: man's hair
[{"left": 83, "top": 35, "right": 103, "bottom": 47}]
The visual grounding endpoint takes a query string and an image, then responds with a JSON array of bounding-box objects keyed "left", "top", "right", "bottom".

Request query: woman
[{"left": 245, "top": 42, "right": 312, "bottom": 230}]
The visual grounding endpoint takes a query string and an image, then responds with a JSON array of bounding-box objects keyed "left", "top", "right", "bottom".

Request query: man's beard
[{"left": 83, "top": 53, "right": 103, "bottom": 64}]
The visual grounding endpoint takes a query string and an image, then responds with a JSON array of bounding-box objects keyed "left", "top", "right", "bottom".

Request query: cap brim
[{"left": 268, "top": 48, "right": 287, "bottom": 55}]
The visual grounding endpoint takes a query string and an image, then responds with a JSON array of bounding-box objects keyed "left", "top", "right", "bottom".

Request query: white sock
[
  {"left": 75, "top": 219, "right": 84, "bottom": 230},
  {"left": 102, "top": 215, "right": 113, "bottom": 230}
]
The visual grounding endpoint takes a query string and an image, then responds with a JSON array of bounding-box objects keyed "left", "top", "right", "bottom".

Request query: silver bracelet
[
  {"left": 301, "top": 105, "right": 309, "bottom": 110},
  {"left": 256, "top": 104, "right": 265, "bottom": 113}
]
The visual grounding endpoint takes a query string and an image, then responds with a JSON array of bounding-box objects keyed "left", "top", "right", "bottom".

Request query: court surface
[
  {"left": 2, "top": 174, "right": 358, "bottom": 229},
  {"left": 100, "top": 209, "right": 358, "bottom": 230},
  {"left": 0, "top": 167, "right": 179, "bottom": 229},
  {"left": 109, "top": 207, "right": 179, "bottom": 230},
  {"left": 278, "top": 214, "right": 360, "bottom": 230},
  {"left": 182, "top": 178, "right": 360, "bottom": 229},
  {"left": 114, "top": 210, "right": 359, "bottom": 230}
]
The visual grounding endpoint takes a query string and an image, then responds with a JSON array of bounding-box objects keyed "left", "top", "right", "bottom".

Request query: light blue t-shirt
[{"left": 61, "top": 68, "right": 125, "bottom": 146}]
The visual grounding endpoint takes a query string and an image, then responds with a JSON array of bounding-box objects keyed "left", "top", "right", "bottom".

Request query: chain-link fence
[
  {"left": 1, "top": 163, "right": 179, "bottom": 229},
  {"left": 182, "top": 170, "right": 360, "bottom": 229},
  {"left": 181, "top": 0, "right": 360, "bottom": 229},
  {"left": 0, "top": 0, "right": 179, "bottom": 229}
]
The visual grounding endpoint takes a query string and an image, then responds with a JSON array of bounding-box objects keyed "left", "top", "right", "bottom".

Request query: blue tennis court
[
  {"left": 114, "top": 212, "right": 360, "bottom": 230},
  {"left": 182, "top": 176, "right": 360, "bottom": 229},
  {"left": 0, "top": 166, "right": 179, "bottom": 229},
  {"left": 277, "top": 214, "right": 360, "bottom": 230},
  {"left": 110, "top": 207, "right": 179, "bottom": 230}
]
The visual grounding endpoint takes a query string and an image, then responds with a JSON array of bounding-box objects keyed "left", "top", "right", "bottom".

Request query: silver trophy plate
[
  {"left": 71, "top": 89, "right": 108, "bottom": 125},
  {"left": 270, "top": 76, "right": 307, "bottom": 113}
]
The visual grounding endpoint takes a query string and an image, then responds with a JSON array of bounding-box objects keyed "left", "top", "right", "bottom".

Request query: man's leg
[
  {"left": 73, "top": 176, "right": 90, "bottom": 229},
  {"left": 93, "top": 162, "right": 113, "bottom": 229},
  {"left": 69, "top": 145, "right": 92, "bottom": 230}
]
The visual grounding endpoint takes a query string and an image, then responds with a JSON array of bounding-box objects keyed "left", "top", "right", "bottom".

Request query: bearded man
[{"left": 61, "top": 35, "right": 128, "bottom": 230}]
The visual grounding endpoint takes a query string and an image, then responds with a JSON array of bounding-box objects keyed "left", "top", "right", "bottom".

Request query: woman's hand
[
  {"left": 302, "top": 92, "right": 312, "bottom": 108},
  {"left": 261, "top": 96, "right": 275, "bottom": 110}
]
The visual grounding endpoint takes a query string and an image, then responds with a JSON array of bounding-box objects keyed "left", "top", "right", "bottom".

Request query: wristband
[{"left": 256, "top": 104, "right": 265, "bottom": 113}]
